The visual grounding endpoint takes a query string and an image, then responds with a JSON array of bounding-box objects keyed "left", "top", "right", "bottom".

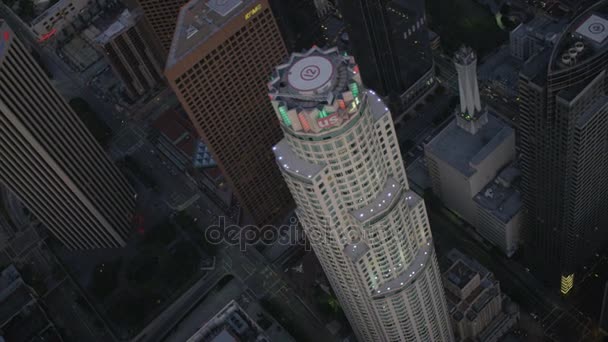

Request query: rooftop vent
[{"left": 484, "top": 188, "right": 494, "bottom": 199}]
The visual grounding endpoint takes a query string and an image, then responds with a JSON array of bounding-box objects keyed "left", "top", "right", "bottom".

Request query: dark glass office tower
[
  {"left": 269, "top": 0, "right": 325, "bottom": 52},
  {"left": 518, "top": 3, "right": 608, "bottom": 294},
  {"left": 0, "top": 21, "right": 135, "bottom": 250},
  {"left": 339, "top": 0, "right": 434, "bottom": 114}
]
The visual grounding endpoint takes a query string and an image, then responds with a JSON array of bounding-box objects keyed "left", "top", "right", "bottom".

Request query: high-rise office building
[
  {"left": 519, "top": 4, "right": 608, "bottom": 293},
  {"left": 268, "top": 0, "right": 325, "bottom": 52},
  {"left": 165, "top": 0, "right": 293, "bottom": 225},
  {"left": 0, "top": 22, "right": 135, "bottom": 250},
  {"left": 94, "top": 9, "right": 164, "bottom": 100},
  {"left": 339, "top": 0, "right": 435, "bottom": 114},
  {"left": 270, "top": 47, "right": 453, "bottom": 341},
  {"left": 136, "top": 0, "right": 189, "bottom": 53}
]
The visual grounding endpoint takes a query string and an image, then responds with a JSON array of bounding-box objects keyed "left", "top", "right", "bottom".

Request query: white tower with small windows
[{"left": 269, "top": 47, "right": 454, "bottom": 342}]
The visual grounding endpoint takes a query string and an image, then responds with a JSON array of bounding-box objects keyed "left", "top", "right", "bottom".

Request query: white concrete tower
[
  {"left": 454, "top": 46, "right": 482, "bottom": 117},
  {"left": 269, "top": 47, "right": 454, "bottom": 342}
]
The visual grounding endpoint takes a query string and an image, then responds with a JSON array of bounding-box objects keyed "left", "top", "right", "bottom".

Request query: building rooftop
[
  {"left": 445, "top": 260, "right": 477, "bottom": 290},
  {"left": 94, "top": 9, "right": 141, "bottom": 45},
  {"left": 511, "top": 15, "right": 565, "bottom": 43},
  {"left": 186, "top": 300, "right": 270, "bottom": 342},
  {"left": 269, "top": 47, "right": 390, "bottom": 139},
  {"left": 268, "top": 47, "right": 367, "bottom": 136},
  {"left": 0, "top": 21, "right": 11, "bottom": 60},
  {"left": 550, "top": 3, "right": 608, "bottom": 71},
  {"left": 425, "top": 113, "right": 514, "bottom": 177},
  {"left": 269, "top": 47, "right": 359, "bottom": 109},
  {"left": 446, "top": 249, "right": 491, "bottom": 277},
  {"left": 443, "top": 249, "right": 502, "bottom": 324},
  {"left": 0, "top": 265, "right": 34, "bottom": 327},
  {"left": 454, "top": 46, "right": 476, "bottom": 65},
  {"left": 474, "top": 167, "right": 522, "bottom": 223},
  {"left": 520, "top": 49, "right": 551, "bottom": 86},
  {"left": 167, "top": 0, "right": 255, "bottom": 69}
]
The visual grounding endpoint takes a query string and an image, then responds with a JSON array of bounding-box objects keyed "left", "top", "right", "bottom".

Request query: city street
[{"left": 428, "top": 205, "right": 593, "bottom": 341}]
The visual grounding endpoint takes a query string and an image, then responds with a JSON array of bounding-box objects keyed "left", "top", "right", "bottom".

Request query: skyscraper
[
  {"left": 94, "top": 9, "right": 164, "bottom": 100},
  {"left": 270, "top": 47, "right": 453, "bottom": 341},
  {"left": 135, "top": 0, "right": 189, "bottom": 54},
  {"left": 0, "top": 22, "right": 135, "bottom": 250},
  {"left": 268, "top": 0, "right": 325, "bottom": 52},
  {"left": 519, "top": 4, "right": 608, "bottom": 293},
  {"left": 165, "top": 0, "right": 293, "bottom": 225},
  {"left": 339, "top": 0, "right": 435, "bottom": 114}
]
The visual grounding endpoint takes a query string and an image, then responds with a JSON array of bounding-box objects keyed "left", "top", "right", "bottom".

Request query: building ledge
[
  {"left": 273, "top": 139, "right": 325, "bottom": 183},
  {"left": 372, "top": 239, "right": 434, "bottom": 298},
  {"left": 350, "top": 177, "right": 401, "bottom": 224}
]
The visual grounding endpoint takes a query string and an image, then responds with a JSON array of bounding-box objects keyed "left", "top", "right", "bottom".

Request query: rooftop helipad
[{"left": 287, "top": 55, "right": 335, "bottom": 93}]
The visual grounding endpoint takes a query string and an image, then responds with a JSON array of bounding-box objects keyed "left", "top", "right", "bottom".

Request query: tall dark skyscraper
[
  {"left": 268, "top": 0, "right": 325, "bottom": 52},
  {"left": 94, "top": 9, "right": 164, "bottom": 100},
  {"left": 519, "top": 4, "right": 608, "bottom": 294},
  {"left": 0, "top": 22, "right": 135, "bottom": 250},
  {"left": 165, "top": 0, "right": 294, "bottom": 225},
  {"left": 339, "top": 0, "right": 435, "bottom": 114}
]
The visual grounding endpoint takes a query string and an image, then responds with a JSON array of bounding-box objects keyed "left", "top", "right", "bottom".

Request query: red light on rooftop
[
  {"left": 38, "top": 29, "right": 56, "bottom": 43},
  {"left": 353, "top": 65, "right": 360, "bottom": 74},
  {"left": 3, "top": 32, "right": 8, "bottom": 41}
]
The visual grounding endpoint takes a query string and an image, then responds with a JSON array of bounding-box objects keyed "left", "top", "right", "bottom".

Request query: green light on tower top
[
  {"left": 349, "top": 82, "right": 359, "bottom": 98},
  {"left": 279, "top": 106, "right": 291, "bottom": 126},
  {"left": 318, "top": 108, "right": 328, "bottom": 118}
]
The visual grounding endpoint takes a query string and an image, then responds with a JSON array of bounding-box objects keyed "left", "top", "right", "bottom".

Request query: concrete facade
[
  {"left": 271, "top": 47, "right": 454, "bottom": 342},
  {"left": 425, "top": 113, "right": 519, "bottom": 257}
]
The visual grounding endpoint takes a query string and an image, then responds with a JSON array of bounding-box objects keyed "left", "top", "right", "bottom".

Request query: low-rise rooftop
[
  {"left": 445, "top": 260, "right": 477, "bottom": 291},
  {"left": 443, "top": 249, "right": 502, "bottom": 325},
  {"left": 474, "top": 166, "right": 522, "bottom": 223},
  {"left": 94, "top": 9, "right": 141, "bottom": 45},
  {"left": 187, "top": 300, "right": 270, "bottom": 342},
  {"left": 425, "top": 113, "right": 514, "bottom": 177}
]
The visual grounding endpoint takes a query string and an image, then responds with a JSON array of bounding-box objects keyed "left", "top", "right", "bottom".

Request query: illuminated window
[
  {"left": 319, "top": 108, "right": 328, "bottom": 118},
  {"left": 279, "top": 106, "right": 291, "bottom": 126},
  {"left": 349, "top": 82, "right": 359, "bottom": 97},
  {"left": 560, "top": 273, "right": 574, "bottom": 295}
]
